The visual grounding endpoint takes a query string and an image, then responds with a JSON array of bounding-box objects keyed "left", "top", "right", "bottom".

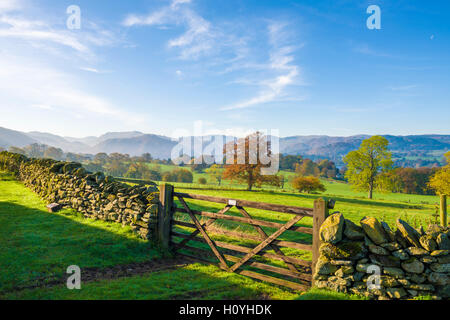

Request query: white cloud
[
  {"left": 123, "top": 0, "right": 216, "bottom": 60},
  {"left": 80, "top": 67, "right": 100, "bottom": 73},
  {"left": 0, "top": 0, "right": 21, "bottom": 13},
  {"left": 124, "top": 3, "right": 304, "bottom": 111},
  {"left": 0, "top": 7, "right": 118, "bottom": 58},
  {"left": 0, "top": 53, "right": 146, "bottom": 126},
  {"left": 79, "top": 67, "right": 111, "bottom": 74},
  {"left": 171, "top": 0, "right": 192, "bottom": 9},
  {"left": 0, "top": 4, "right": 146, "bottom": 136},
  {"left": 222, "top": 23, "right": 302, "bottom": 110}
]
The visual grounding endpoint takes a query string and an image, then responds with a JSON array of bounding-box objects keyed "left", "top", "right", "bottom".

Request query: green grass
[
  {"left": 142, "top": 163, "right": 440, "bottom": 205},
  {"left": 172, "top": 188, "right": 438, "bottom": 231},
  {"left": 2, "top": 171, "right": 359, "bottom": 300},
  {"left": 3, "top": 264, "right": 366, "bottom": 300},
  {"left": 164, "top": 179, "right": 443, "bottom": 272},
  {"left": 0, "top": 171, "right": 161, "bottom": 294},
  {"left": 295, "top": 288, "right": 367, "bottom": 300},
  {"left": 116, "top": 167, "right": 445, "bottom": 293},
  {"left": 3, "top": 263, "right": 303, "bottom": 300}
]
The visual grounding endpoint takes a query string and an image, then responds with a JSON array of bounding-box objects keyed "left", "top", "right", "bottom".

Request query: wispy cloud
[
  {"left": 388, "top": 84, "right": 418, "bottom": 91},
  {"left": 80, "top": 67, "right": 101, "bottom": 73},
  {"left": 0, "top": 2, "right": 149, "bottom": 135},
  {"left": 221, "top": 22, "right": 303, "bottom": 110},
  {"left": 0, "top": 4, "right": 118, "bottom": 59},
  {"left": 123, "top": 0, "right": 215, "bottom": 60},
  {"left": 79, "top": 67, "right": 112, "bottom": 74},
  {"left": 0, "top": 0, "right": 21, "bottom": 13},
  {"left": 0, "top": 53, "right": 146, "bottom": 127},
  {"left": 124, "top": 2, "right": 304, "bottom": 111}
]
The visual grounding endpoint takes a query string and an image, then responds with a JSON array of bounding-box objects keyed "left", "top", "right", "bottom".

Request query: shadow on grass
[
  {"left": 172, "top": 199, "right": 313, "bottom": 245},
  {"left": 2, "top": 262, "right": 303, "bottom": 300},
  {"left": 0, "top": 201, "right": 305, "bottom": 300},
  {"left": 0, "top": 201, "right": 164, "bottom": 294}
]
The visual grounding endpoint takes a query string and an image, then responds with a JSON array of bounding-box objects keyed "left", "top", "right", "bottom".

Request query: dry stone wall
[
  {"left": 0, "top": 151, "right": 159, "bottom": 241},
  {"left": 314, "top": 213, "right": 450, "bottom": 300}
]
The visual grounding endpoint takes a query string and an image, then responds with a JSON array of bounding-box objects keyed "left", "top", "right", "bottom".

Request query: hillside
[
  {"left": 0, "top": 127, "right": 37, "bottom": 149},
  {"left": 26, "top": 132, "right": 91, "bottom": 153},
  {"left": 93, "top": 134, "right": 177, "bottom": 158},
  {"left": 0, "top": 126, "right": 448, "bottom": 166}
]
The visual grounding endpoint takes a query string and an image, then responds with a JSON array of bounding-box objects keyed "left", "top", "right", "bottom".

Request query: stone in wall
[
  {"left": 0, "top": 151, "right": 160, "bottom": 241},
  {"left": 314, "top": 212, "right": 450, "bottom": 300}
]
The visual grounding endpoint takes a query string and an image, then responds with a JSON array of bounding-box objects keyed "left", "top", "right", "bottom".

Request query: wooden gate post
[
  {"left": 312, "top": 198, "right": 329, "bottom": 281},
  {"left": 158, "top": 184, "right": 174, "bottom": 251},
  {"left": 440, "top": 194, "right": 447, "bottom": 227}
]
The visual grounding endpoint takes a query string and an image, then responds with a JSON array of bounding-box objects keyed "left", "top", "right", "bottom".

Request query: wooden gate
[{"left": 156, "top": 184, "right": 333, "bottom": 291}]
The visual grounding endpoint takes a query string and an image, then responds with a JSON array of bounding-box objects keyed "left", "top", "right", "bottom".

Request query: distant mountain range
[{"left": 0, "top": 126, "right": 448, "bottom": 167}]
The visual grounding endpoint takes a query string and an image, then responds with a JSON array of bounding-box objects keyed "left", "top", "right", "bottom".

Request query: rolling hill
[
  {"left": 0, "top": 126, "right": 448, "bottom": 166},
  {"left": 0, "top": 127, "right": 37, "bottom": 149},
  {"left": 93, "top": 134, "right": 177, "bottom": 159}
]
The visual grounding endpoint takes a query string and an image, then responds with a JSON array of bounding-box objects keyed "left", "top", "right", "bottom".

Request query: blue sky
[{"left": 0, "top": 0, "right": 449, "bottom": 138}]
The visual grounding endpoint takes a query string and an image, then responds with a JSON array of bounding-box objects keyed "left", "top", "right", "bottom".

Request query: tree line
[
  {"left": 343, "top": 135, "right": 449, "bottom": 199},
  {"left": 4, "top": 136, "right": 448, "bottom": 197}
]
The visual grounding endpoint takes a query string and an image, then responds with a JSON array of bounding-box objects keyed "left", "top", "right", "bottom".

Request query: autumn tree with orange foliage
[
  {"left": 222, "top": 132, "right": 281, "bottom": 191},
  {"left": 292, "top": 176, "right": 326, "bottom": 194}
]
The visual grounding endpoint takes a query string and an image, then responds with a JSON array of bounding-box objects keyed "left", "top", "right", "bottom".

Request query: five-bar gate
[{"left": 156, "top": 184, "right": 333, "bottom": 291}]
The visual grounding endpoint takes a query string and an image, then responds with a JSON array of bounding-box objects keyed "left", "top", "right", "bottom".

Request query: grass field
[
  {"left": 116, "top": 166, "right": 445, "bottom": 290},
  {"left": 172, "top": 185, "right": 441, "bottom": 227},
  {"left": 164, "top": 181, "right": 443, "bottom": 279},
  {"left": 2, "top": 167, "right": 443, "bottom": 300},
  {"left": 143, "top": 163, "right": 442, "bottom": 206},
  {"left": 0, "top": 171, "right": 366, "bottom": 300}
]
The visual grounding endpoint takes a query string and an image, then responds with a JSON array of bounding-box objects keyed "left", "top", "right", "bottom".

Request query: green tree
[
  {"left": 43, "top": 147, "right": 64, "bottom": 160},
  {"left": 205, "top": 164, "right": 223, "bottom": 186},
  {"left": 376, "top": 170, "right": 403, "bottom": 193},
  {"left": 428, "top": 151, "right": 450, "bottom": 196},
  {"left": 66, "top": 152, "right": 81, "bottom": 162},
  {"left": 295, "top": 159, "right": 320, "bottom": 177},
  {"left": 23, "top": 143, "right": 46, "bottom": 158},
  {"left": 174, "top": 168, "right": 194, "bottom": 183},
  {"left": 8, "top": 146, "right": 26, "bottom": 155},
  {"left": 104, "top": 160, "right": 127, "bottom": 177},
  {"left": 140, "top": 153, "right": 153, "bottom": 162},
  {"left": 279, "top": 175, "right": 286, "bottom": 189},
  {"left": 317, "top": 159, "right": 338, "bottom": 179},
  {"left": 161, "top": 168, "right": 193, "bottom": 183},
  {"left": 279, "top": 154, "right": 303, "bottom": 171},
  {"left": 94, "top": 153, "right": 109, "bottom": 165},
  {"left": 162, "top": 171, "right": 176, "bottom": 182},
  {"left": 428, "top": 151, "right": 450, "bottom": 226},
  {"left": 343, "top": 136, "right": 393, "bottom": 199}
]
